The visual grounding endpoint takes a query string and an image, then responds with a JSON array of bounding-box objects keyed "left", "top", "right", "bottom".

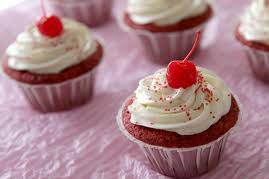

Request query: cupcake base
[
  {"left": 235, "top": 29, "right": 269, "bottom": 83},
  {"left": 245, "top": 48, "right": 269, "bottom": 83},
  {"left": 15, "top": 69, "right": 96, "bottom": 112},
  {"left": 47, "top": 0, "right": 113, "bottom": 27},
  {"left": 119, "top": 7, "right": 213, "bottom": 64},
  {"left": 140, "top": 135, "right": 228, "bottom": 178},
  {"left": 117, "top": 95, "right": 241, "bottom": 178},
  {"left": 119, "top": 23, "right": 206, "bottom": 64}
]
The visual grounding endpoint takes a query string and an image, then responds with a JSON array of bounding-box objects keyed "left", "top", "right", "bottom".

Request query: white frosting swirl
[
  {"left": 128, "top": 67, "right": 232, "bottom": 135},
  {"left": 239, "top": 0, "right": 269, "bottom": 45},
  {"left": 126, "top": 0, "right": 209, "bottom": 26},
  {"left": 6, "top": 18, "right": 97, "bottom": 74}
]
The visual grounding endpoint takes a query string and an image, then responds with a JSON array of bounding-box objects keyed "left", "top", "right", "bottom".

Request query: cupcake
[
  {"left": 235, "top": 0, "right": 269, "bottom": 82},
  {"left": 47, "top": 0, "right": 113, "bottom": 27},
  {"left": 117, "top": 33, "right": 241, "bottom": 178},
  {"left": 2, "top": 15, "right": 103, "bottom": 112},
  {"left": 120, "top": 0, "right": 213, "bottom": 64}
]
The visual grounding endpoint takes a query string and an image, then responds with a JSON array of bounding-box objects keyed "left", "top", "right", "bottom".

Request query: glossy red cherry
[
  {"left": 166, "top": 32, "right": 200, "bottom": 89},
  {"left": 166, "top": 60, "right": 198, "bottom": 89},
  {"left": 37, "top": 15, "right": 63, "bottom": 38}
]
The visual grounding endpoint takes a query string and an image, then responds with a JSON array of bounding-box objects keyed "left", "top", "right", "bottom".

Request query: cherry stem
[
  {"left": 183, "top": 31, "right": 201, "bottom": 61},
  {"left": 40, "top": 0, "right": 47, "bottom": 17}
]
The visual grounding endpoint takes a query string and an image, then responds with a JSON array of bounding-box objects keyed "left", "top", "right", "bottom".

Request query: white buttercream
[
  {"left": 127, "top": 0, "right": 208, "bottom": 26},
  {"left": 239, "top": 0, "right": 269, "bottom": 45},
  {"left": 128, "top": 67, "right": 232, "bottom": 135}
]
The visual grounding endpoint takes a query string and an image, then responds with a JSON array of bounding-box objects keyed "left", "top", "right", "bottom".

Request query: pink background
[{"left": 0, "top": 0, "right": 269, "bottom": 178}]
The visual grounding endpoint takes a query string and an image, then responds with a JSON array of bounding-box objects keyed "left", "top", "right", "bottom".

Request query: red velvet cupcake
[
  {"left": 117, "top": 34, "right": 242, "bottom": 178},
  {"left": 2, "top": 16, "right": 103, "bottom": 112},
  {"left": 119, "top": 0, "right": 213, "bottom": 64},
  {"left": 235, "top": 0, "right": 269, "bottom": 82}
]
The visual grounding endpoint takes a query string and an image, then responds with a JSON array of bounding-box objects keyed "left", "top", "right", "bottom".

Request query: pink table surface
[{"left": 0, "top": 0, "right": 269, "bottom": 178}]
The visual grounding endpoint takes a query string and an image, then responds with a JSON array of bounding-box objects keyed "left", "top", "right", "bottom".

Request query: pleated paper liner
[
  {"left": 118, "top": 17, "right": 209, "bottom": 64},
  {"left": 47, "top": 0, "right": 113, "bottom": 27},
  {"left": 3, "top": 68, "right": 97, "bottom": 112},
  {"left": 243, "top": 47, "right": 269, "bottom": 83}
]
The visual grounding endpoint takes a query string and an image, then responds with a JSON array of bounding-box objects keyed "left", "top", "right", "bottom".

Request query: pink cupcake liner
[
  {"left": 4, "top": 69, "right": 96, "bottom": 112},
  {"left": 244, "top": 47, "right": 269, "bottom": 83},
  {"left": 119, "top": 20, "right": 207, "bottom": 64},
  {"left": 140, "top": 135, "right": 228, "bottom": 178},
  {"left": 117, "top": 95, "right": 242, "bottom": 178},
  {"left": 47, "top": 0, "right": 113, "bottom": 26}
]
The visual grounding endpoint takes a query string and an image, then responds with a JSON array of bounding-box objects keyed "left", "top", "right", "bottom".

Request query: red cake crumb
[
  {"left": 123, "top": 6, "right": 213, "bottom": 33},
  {"left": 122, "top": 96, "right": 240, "bottom": 148},
  {"left": 3, "top": 42, "right": 103, "bottom": 85},
  {"left": 235, "top": 27, "right": 269, "bottom": 52}
]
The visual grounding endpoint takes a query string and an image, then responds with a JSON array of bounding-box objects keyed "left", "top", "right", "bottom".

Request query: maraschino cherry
[
  {"left": 166, "top": 32, "right": 200, "bottom": 89},
  {"left": 36, "top": 0, "right": 63, "bottom": 38}
]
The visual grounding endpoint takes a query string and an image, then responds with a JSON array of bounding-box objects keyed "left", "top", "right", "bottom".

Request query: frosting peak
[
  {"left": 126, "top": 0, "right": 209, "bottom": 26},
  {"left": 128, "top": 68, "right": 232, "bottom": 135},
  {"left": 239, "top": 0, "right": 269, "bottom": 45},
  {"left": 6, "top": 18, "right": 97, "bottom": 74}
]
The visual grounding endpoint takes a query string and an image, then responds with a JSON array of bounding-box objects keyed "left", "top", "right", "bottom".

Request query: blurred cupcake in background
[
  {"left": 235, "top": 0, "right": 269, "bottom": 83},
  {"left": 120, "top": 0, "right": 213, "bottom": 64},
  {"left": 47, "top": 0, "right": 113, "bottom": 27},
  {"left": 2, "top": 15, "right": 103, "bottom": 112}
]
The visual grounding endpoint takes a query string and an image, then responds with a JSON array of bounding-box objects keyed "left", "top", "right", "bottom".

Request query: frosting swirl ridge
[{"left": 127, "top": 0, "right": 208, "bottom": 26}]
